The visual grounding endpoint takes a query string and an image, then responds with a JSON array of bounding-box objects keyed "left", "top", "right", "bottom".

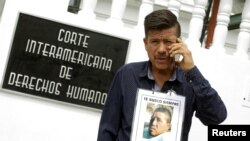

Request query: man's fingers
[{"left": 176, "top": 38, "right": 182, "bottom": 43}]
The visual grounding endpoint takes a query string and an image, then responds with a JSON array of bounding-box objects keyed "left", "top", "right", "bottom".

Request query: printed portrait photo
[{"left": 142, "top": 103, "right": 174, "bottom": 141}]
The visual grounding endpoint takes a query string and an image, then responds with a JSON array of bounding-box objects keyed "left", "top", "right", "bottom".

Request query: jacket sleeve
[
  {"left": 185, "top": 66, "right": 227, "bottom": 125},
  {"left": 97, "top": 70, "right": 123, "bottom": 141}
]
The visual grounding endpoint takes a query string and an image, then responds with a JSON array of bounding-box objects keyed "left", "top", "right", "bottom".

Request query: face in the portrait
[{"left": 149, "top": 109, "right": 171, "bottom": 136}]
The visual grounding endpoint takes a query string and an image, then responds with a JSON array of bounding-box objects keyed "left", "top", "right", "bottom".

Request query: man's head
[
  {"left": 149, "top": 107, "right": 172, "bottom": 136},
  {"left": 143, "top": 9, "right": 181, "bottom": 72}
]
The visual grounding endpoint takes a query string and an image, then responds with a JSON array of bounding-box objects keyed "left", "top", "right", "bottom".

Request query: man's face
[
  {"left": 149, "top": 112, "right": 171, "bottom": 136},
  {"left": 144, "top": 27, "right": 178, "bottom": 72}
]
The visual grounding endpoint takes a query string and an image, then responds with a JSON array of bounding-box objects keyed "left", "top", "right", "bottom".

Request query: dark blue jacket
[{"left": 97, "top": 61, "right": 227, "bottom": 141}]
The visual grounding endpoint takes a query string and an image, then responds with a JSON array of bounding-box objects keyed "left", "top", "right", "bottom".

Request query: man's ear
[{"left": 143, "top": 38, "right": 148, "bottom": 51}]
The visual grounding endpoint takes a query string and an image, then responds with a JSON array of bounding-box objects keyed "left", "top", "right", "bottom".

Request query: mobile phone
[{"left": 175, "top": 54, "right": 183, "bottom": 62}]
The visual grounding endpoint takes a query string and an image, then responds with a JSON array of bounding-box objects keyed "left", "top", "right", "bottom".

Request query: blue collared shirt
[{"left": 97, "top": 61, "right": 227, "bottom": 141}]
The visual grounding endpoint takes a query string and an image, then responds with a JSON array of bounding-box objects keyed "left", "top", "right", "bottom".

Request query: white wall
[{"left": 0, "top": 0, "right": 250, "bottom": 141}]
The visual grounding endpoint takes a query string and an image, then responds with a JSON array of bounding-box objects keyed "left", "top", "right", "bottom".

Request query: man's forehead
[
  {"left": 148, "top": 34, "right": 177, "bottom": 40},
  {"left": 154, "top": 111, "right": 167, "bottom": 116},
  {"left": 147, "top": 29, "right": 177, "bottom": 40}
]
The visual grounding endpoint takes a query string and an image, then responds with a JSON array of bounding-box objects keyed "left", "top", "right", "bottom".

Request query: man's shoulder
[
  {"left": 121, "top": 61, "right": 148, "bottom": 70},
  {"left": 115, "top": 61, "right": 149, "bottom": 77}
]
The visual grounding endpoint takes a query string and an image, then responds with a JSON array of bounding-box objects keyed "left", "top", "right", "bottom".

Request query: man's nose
[
  {"left": 158, "top": 42, "right": 166, "bottom": 52},
  {"left": 158, "top": 42, "right": 170, "bottom": 55},
  {"left": 152, "top": 118, "right": 157, "bottom": 125}
]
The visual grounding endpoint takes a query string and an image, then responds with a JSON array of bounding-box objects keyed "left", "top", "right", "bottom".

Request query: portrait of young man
[{"left": 143, "top": 106, "right": 173, "bottom": 141}]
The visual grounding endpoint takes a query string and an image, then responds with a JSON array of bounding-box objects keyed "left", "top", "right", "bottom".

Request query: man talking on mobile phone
[{"left": 97, "top": 9, "right": 227, "bottom": 141}]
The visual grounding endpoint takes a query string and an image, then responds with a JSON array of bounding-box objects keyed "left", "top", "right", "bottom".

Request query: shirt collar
[{"left": 147, "top": 66, "right": 176, "bottom": 81}]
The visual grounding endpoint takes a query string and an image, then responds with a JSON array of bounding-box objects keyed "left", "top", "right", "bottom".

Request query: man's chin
[{"left": 149, "top": 130, "right": 157, "bottom": 137}]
